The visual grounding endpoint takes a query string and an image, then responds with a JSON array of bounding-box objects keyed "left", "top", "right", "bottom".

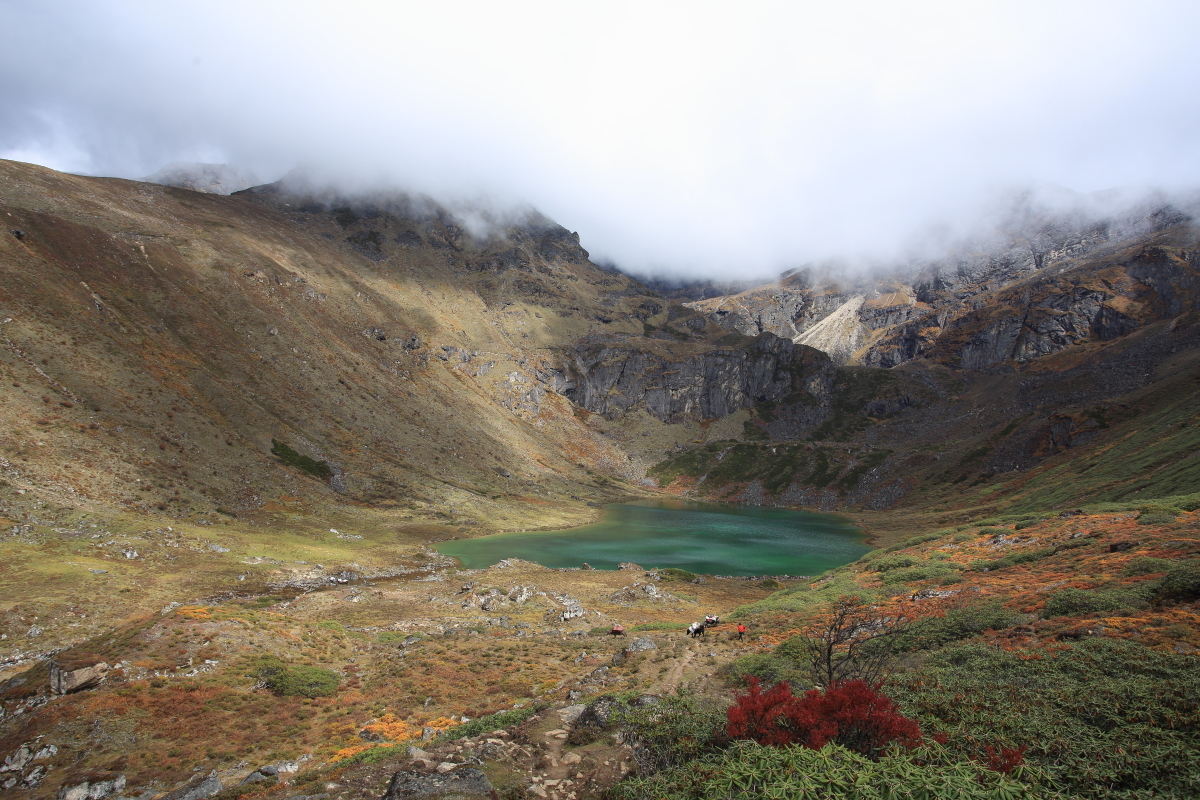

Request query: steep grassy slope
[{"left": 0, "top": 160, "right": 673, "bottom": 527}]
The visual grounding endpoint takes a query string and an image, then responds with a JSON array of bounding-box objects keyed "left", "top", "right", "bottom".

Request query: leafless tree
[{"left": 796, "top": 595, "right": 913, "bottom": 687}]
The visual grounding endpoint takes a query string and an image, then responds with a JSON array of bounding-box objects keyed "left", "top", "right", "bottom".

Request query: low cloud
[{"left": 3, "top": 1, "right": 1200, "bottom": 280}]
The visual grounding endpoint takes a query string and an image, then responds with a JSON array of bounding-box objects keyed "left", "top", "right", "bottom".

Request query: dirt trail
[
  {"left": 657, "top": 637, "right": 700, "bottom": 693},
  {"left": 534, "top": 711, "right": 585, "bottom": 799}
]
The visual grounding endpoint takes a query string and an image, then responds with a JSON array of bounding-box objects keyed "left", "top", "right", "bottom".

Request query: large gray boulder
[
  {"left": 381, "top": 768, "right": 493, "bottom": 799},
  {"left": 160, "top": 771, "right": 222, "bottom": 800},
  {"left": 50, "top": 660, "right": 109, "bottom": 694},
  {"left": 627, "top": 637, "right": 657, "bottom": 653},
  {"left": 56, "top": 774, "right": 125, "bottom": 800},
  {"left": 573, "top": 695, "right": 623, "bottom": 731}
]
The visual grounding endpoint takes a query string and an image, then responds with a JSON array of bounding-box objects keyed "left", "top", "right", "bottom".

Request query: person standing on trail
[{"left": 737, "top": 623, "right": 746, "bottom": 641}]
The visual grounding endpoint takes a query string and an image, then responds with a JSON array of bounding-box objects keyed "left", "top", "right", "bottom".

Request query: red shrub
[
  {"left": 727, "top": 678, "right": 922, "bottom": 757},
  {"left": 725, "top": 678, "right": 808, "bottom": 747},
  {"left": 982, "top": 744, "right": 1027, "bottom": 774}
]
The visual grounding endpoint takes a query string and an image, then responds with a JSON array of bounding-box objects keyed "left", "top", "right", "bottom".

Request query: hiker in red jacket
[{"left": 737, "top": 623, "right": 746, "bottom": 641}]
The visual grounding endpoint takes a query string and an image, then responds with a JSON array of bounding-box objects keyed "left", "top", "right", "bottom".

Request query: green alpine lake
[{"left": 434, "top": 499, "right": 870, "bottom": 576}]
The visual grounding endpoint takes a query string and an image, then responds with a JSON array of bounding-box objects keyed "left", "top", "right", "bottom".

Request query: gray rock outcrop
[
  {"left": 559, "top": 333, "right": 801, "bottom": 422},
  {"left": 381, "top": 768, "right": 493, "bottom": 799},
  {"left": 57, "top": 774, "right": 126, "bottom": 800},
  {"left": 50, "top": 660, "right": 109, "bottom": 694},
  {"left": 160, "top": 771, "right": 222, "bottom": 800},
  {"left": 691, "top": 200, "right": 1199, "bottom": 371}
]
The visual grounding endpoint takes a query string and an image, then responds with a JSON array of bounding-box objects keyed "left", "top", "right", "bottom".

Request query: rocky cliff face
[
  {"left": 690, "top": 201, "right": 1199, "bottom": 371},
  {"left": 869, "top": 237, "right": 1200, "bottom": 369},
  {"left": 556, "top": 333, "right": 803, "bottom": 422}
]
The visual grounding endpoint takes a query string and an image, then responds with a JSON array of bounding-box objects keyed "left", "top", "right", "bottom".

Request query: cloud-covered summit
[{"left": 3, "top": 1, "right": 1200, "bottom": 280}]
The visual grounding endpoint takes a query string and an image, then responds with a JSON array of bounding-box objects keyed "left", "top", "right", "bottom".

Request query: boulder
[
  {"left": 556, "top": 704, "right": 587, "bottom": 725},
  {"left": 57, "top": 774, "right": 126, "bottom": 800},
  {"left": 627, "top": 637, "right": 656, "bottom": 653},
  {"left": 160, "top": 771, "right": 222, "bottom": 800},
  {"left": 507, "top": 585, "right": 534, "bottom": 604},
  {"left": 573, "top": 695, "right": 623, "bottom": 732},
  {"left": 617, "top": 563, "right": 644, "bottom": 571},
  {"left": 630, "top": 694, "right": 662, "bottom": 708},
  {"left": 381, "top": 768, "right": 493, "bottom": 799},
  {"left": 239, "top": 765, "right": 279, "bottom": 784},
  {"left": 613, "top": 636, "right": 657, "bottom": 665},
  {"left": 21, "top": 764, "right": 46, "bottom": 788},
  {"left": 2, "top": 745, "right": 32, "bottom": 772},
  {"left": 50, "top": 660, "right": 109, "bottom": 695}
]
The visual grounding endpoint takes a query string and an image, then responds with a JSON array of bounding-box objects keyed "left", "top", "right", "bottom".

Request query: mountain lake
[{"left": 434, "top": 499, "right": 871, "bottom": 576}]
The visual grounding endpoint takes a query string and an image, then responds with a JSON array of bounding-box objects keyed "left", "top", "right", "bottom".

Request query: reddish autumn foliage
[
  {"left": 726, "top": 678, "right": 923, "bottom": 757},
  {"left": 982, "top": 744, "right": 1028, "bottom": 774}
]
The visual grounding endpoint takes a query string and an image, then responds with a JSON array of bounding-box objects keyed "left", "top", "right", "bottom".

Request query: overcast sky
[{"left": 3, "top": 1, "right": 1200, "bottom": 279}]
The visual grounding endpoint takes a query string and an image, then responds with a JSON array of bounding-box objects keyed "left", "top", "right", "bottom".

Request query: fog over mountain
[{"left": 3, "top": 1, "right": 1200, "bottom": 280}]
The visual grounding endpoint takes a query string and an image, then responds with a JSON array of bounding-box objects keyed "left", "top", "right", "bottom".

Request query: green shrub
[
  {"left": 1043, "top": 587, "right": 1149, "bottom": 617},
  {"left": 976, "top": 527, "right": 1011, "bottom": 536},
  {"left": 880, "top": 565, "right": 959, "bottom": 585},
  {"left": 660, "top": 568, "right": 697, "bottom": 582},
  {"left": 730, "top": 574, "right": 874, "bottom": 618},
  {"left": 1175, "top": 493, "right": 1200, "bottom": 512},
  {"left": 1159, "top": 560, "right": 1200, "bottom": 600},
  {"left": 889, "top": 638, "right": 1200, "bottom": 799},
  {"left": 436, "top": 704, "right": 543, "bottom": 742},
  {"left": 1121, "top": 556, "right": 1173, "bottom": 577},
  {"left": 972, "top": 548, "right": 1056, "bottom": 572},
  {"left": 888, "top": 531, "right": 948, "bottom": 551},
  {"left": 1137, "top": 508, "right": 1180, "bottom": 525},
  {"left": 612, "top": 740, "right": 1046, "bottom": 800},
  {"left": 271, "top": 439, "right": 332, "bottom": 479},
  {"left": 339, "top": 744, "right": 403, "bottom": 765},
  {"left": 256, "top": 659, "right": 340, "bottom": 698},
  {"left": 1056, "top": 538, "right": 1091, "bottom": 551},
  {"left": 868, "top": 554, "right": 921, "bottom": 573},
  {"left": 616, "top": 691, "right": 728, "bottom": 775},
  {"left": 889, "top": 600, "right": 1016, "bottom": 652},
  {"left": 631, "top": 621, "right": 685, "bottom": 632},
  {"left": 723, "top": 652, "right": 803, "bottom": 687}
]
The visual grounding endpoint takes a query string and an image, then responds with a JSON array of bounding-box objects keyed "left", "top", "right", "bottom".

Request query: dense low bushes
[
  {"left": 1160, "top": 560, "right": 1200, "bottom": 600},
  {"left": 435, "top": 703, "right": 542, "bottom": 742},
  {"left": 611, "top": 740, "right": 1046, "bottom": 800},
  {"left": 659, "top": 638, "right": 1199, "bottom": 800},
  {"left": 880, "top": 564, "right": 959, "bottom": 585},
  {"left": 270, "top": 439, "right": 332, "bottom": 479},
  {"left": 971, "top": 547, "right": 1056, "bottom": 572},
  {"left": 889, "top": 638, "right": 1200, "bottom": 799},
  {"left": 254, "top": 658, "right": 340, "bottom": 698},
  {"left": 888, "top": 601, "right": 1016, "bottom": 653},
  {"left": 1042, "top": 585, "right": 1152, "bottom": 616}
]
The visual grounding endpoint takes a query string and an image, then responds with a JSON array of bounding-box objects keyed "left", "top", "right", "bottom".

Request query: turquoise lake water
[{"left": 434, "top": 500, "right": 870, "bottom": 576}]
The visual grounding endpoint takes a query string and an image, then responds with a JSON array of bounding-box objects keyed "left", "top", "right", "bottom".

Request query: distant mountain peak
[{"left": 142, "top": 162, "right": 260, "bottom": 195}]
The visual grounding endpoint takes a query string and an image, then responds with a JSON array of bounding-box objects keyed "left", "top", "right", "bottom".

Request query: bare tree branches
[{"left": 797, "top": 595, "right": 913, "bottom": 687}]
